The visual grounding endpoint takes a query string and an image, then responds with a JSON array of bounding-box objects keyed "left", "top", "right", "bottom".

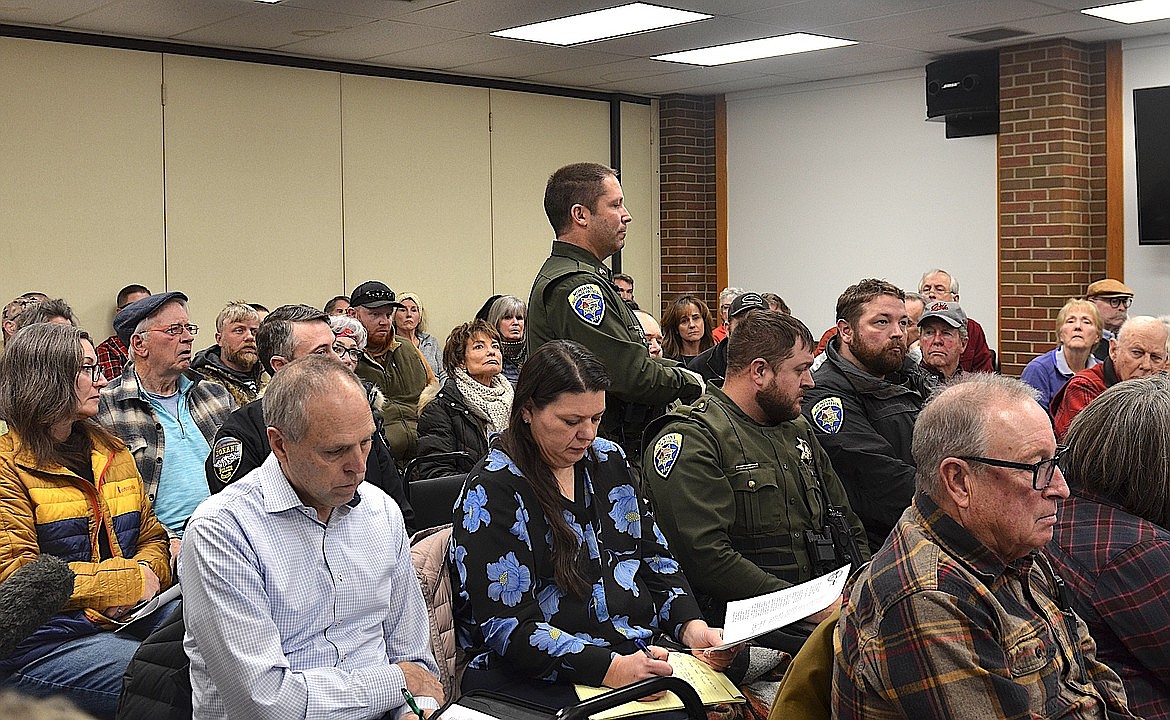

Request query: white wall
[
  {"left": 726, "top": 70, "right": 998, "bottom": 344},
  {"left": 1122, "top": 35, "right": 1170, "bottom": 317}
]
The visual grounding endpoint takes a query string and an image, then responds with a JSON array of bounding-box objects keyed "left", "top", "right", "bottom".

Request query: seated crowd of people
[{"left": 1, "top": 165, "right": 1169, "bottom": 720}]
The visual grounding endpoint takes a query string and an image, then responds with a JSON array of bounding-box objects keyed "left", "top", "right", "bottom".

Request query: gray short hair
[
  {"left": 263, "top": 355, "right": 363, "bottom": 443},
  {"left": 488, "top": 295, "right": 527, "bottom": 330},
  {"left": 920, "top": 269, "right": 958, "bottom": 295},
  {"left": 1063, "top": 374, "right": 1170, "bottom": 528},
  {"left": 718, "top": 287, "right": 744, "bottom": 306},
  {"left": 13, "top": 299, "right": 77, "bottom": 331},
  {"left": 912, "top": 374, "right": 1039, "bottom": 499},
  {"left": 328, "top": 314, "right": 367, "bottom": 349}
]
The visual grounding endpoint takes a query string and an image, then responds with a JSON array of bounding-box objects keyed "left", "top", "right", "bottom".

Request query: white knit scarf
[{"left": 453, "top": 366, "right": 513, "bottom": 436}]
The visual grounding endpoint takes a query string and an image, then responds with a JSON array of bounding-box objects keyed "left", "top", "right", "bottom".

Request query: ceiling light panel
[
  {"left": 653, "top": 33, "right": 857, "bottom": 66},
  {"left": 1082, "top": 0, "right": 1170, "bottom": 23},
  {"left": 491, "top": 3, "right": 711, "bottom": 46}
]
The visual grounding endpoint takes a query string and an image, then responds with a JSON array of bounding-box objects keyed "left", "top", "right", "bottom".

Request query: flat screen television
[{"left": 1134, "top": 85, "right": 1170, "bottom": 245}]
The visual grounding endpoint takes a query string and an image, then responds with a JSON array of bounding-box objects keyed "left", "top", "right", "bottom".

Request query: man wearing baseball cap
[
  {"left": 346, "top": 281, "right": 435, "bottom": 464},
  {"left": 687, "top": 291, "right": 770, "bottom": 387},
  {"left": 1085, "top": 279, "right": 1135, "bottom": 361},
  {"left": 917, "top": 301, "right": 968, "bottom": 383}
]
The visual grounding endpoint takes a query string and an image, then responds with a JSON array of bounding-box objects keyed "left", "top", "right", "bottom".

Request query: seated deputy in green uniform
[
  {"left": 644, "top": 310, "right": 868, "bottom": 654},
  {"left": 527, "top": 163, "right": 703, "bottom": 461}
]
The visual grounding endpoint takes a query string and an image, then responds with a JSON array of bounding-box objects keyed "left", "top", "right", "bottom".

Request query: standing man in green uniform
[
  {"left": 528, "top": 163, "right": 704, "bottom": 460},
  {"left": 643, "top": 310, "right": 868, "bottom": 653}
]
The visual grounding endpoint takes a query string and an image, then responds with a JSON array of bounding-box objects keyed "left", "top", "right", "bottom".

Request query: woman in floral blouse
[{"left": 450, "top": 340, "right": 734, "bottom": 714}]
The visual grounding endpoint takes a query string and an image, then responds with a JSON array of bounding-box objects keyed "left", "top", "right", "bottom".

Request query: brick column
[
  {"left": 998, "top": 40, "right": 1106, "bottom": 375},
  {"left": 658, "top": 94, "right": 718, "bottom": 316}
]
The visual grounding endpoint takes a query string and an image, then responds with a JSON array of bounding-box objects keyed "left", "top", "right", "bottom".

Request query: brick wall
[
  {"left": 658, "top": 94, "right": 718, "bottom": 318},
  {"left": 998, "top": 39, "right": 1107, "bottom": 375}
]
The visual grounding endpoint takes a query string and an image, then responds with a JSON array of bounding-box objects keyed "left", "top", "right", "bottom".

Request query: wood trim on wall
[
  {"left": 715, "top": 94, "right": 728, "bottom": 292},
  {"left": 1105, "top": 40, "right": 1125, "bottom": 279}
]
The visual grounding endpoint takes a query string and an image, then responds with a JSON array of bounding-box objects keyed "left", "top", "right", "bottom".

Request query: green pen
[{"left": 401, "top": 688, "right": 426, "bottom": 720}]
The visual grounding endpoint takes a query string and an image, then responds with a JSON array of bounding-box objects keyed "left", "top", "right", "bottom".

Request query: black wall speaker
[{"left": 926, "top": 50, "right": 999, "bottom": 138}]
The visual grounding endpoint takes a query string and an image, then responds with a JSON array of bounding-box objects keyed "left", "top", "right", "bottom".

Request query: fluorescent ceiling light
[
  {"left": 492, "top": 3, "right": 711, "bottom": 46},
  {"left": 1082, "top": 0, "right": 1170, "bottom": 23},
  {"left": 653, "top": 32, "right": 857, "bottom": 66}
]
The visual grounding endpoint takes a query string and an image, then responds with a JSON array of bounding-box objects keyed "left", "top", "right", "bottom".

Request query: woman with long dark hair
[
  {"left": 0, "top": 323, "right": 172, "bottom": 718},
  {"left": 660, "top": 295, "right": 714, "bottom": 361},
  {"left": 450, "top": 340, "right": 733, "bottom": 715},
  {"left": 1047, "top": 374, "right": 1170, "bottom": 720}
]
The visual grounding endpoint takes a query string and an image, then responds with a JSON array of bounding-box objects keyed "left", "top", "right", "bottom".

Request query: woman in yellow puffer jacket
[{"left": 0, "top": 322, "right": 172, "bottom": 719}]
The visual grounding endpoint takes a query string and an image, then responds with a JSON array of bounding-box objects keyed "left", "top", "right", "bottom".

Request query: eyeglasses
[
  {"left": 956, "top": 446, "right": 1067, "bottom": 491},
  {"left": 143, "top": 323, "right": 198, "bottom": 337},
  {"left": 332, "top": 344, "right": 361, "bottom": 361},
  {"left": 1097, "top": 296, "right": 1133, "bottom": 309},
  {"left": 79, "top": 363, "right": 104, "bottom": 382}
]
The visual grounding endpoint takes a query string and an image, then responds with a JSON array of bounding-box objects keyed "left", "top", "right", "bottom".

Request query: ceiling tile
[
  {"left": 54, "top": 0, "right": 248, "bottom": 39},
  {"left": 449, "top": 46, "right": 631, "bottom": 78},
  {"left": 280, "top": 0, "right": 451, "bottom": 21},
  {"left": 400, "top": 0, "right": 617, "bottom": 34},
  {"left": 279, "top": 18, "right": 470, "bottom": 60},
  {"left": 0, "top": 0, "right": 112, "bottom": 26},
  {"left": 817, "top": 0, "right": 1069, "bottom": 43},
  {"left": 595, "top": 15, "right": 794, "bottom": 55},
  {"left": 368, "top": 32, "right": 530, "bottom": 70},
  {"left": 739, "top": 0, "right": 965, "bottom": 29},
  {"left": 171, "top": 4, "right": 373, "bottom": 49}
]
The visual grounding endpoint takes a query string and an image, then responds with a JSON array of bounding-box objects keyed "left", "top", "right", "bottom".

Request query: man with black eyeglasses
[
  {"left": 1085, "top": 278, "right": 1135, "bottom": 361},
  {"left": 204, "top": 304, "right": 414, "bottom": 532},
  {"left": 97, "top": 291, "right": 236, "bottom": 538},
  {"left": 834, "top": 374, "right": 1136, "bottom": 719}
]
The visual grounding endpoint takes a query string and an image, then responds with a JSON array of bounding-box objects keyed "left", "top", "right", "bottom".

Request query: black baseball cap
[{"left": 349, "top": 281, "right": 404, "bottom": 309}]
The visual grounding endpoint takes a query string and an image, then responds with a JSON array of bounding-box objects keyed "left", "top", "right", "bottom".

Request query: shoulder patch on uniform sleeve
[
  {"left": 568, "top": 283, "right": 605, "bottom": 326},
  {"left": 652, "top": 432, "right": 683, "bottom": 478},
  {"left": 810, "top": 397, "right": 844, "bottom": 434},
  {"left": 211, "top": 436, "right": 243, "bottom": 484}
]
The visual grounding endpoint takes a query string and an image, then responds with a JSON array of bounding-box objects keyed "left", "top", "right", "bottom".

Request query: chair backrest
[
  {"left": 409, "top": 473, "right": 467, "bottom": 530},
  {"left": 410, "top": 524, "right": 468, "bottom": 701}
]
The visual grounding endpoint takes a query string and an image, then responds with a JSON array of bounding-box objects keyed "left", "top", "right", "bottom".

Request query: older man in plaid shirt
[{"left": 834, "top": 374, "right": 1136, "bottom": 719}]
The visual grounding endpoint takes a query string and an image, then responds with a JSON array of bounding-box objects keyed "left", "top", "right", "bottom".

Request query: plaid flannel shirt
[
  {"left": 96, "top": 364, "right": 235, "bottom": 506},
  {"left": 834, "top": 492, "right": 1135, "bottom": 720},
  {"left": 95, "top": 334, "right": 129, "bottom": 382},
  {"left": 1049, "top": 488, "right": 1170, "bottom": 720}
]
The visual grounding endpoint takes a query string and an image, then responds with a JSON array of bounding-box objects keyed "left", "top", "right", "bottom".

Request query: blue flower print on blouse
[
  {"left": 482, "top": 616, "right": 520, "bottom": 655},
  {"left": 530, "top": 623, "right": 587, "bottom": 655},
  {"left": 647, "top": 554, "right": 680, "bottom": 575},
  {"left": 462, "top": 485, "right": 490, "bottom": 533},
  {"left": 538, "top": 584, "right": 562, "bottom": 620},
  {"left": 608, "top": 485, "right": 641, "bottom": 538},
  {"left": 574, "top": 632, "right": 611, "bottom": 647},
  {"left": 582, "top": 521, "right": 601, "bottom": 560},
  {"left": 450, "top": 542, "right": 468, "bottom": 587},
  {"left": 591, "top": 581, "right": 610, "bottom": 622},
  {"left": 593, "top": 437, "right": 621, "bottom": 462},
  {"left": 613, "top": 558, "right": 641, "bottom": 597},
  {"left": 487, "top": 552, "right": 531, "bottom": 607},
  {"left": 562, "top": 510, "right": 585, "bottom": 547},
  {"left": 511, "top": 493, "right": 531, "bottom": 549},
  {"left": 653, "top": 523, "right": 671, "bottom": 550},
  {"left": 658, "top": 586, "right": 687, "bottom": 623},
  {"left": 484, "top": 449, "right": 524, "bottom": 476},
  {"left": 611, "top": 615, "right": 651, "bottom": 641}
]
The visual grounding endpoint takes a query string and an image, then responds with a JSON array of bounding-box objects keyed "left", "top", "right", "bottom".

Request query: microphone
[{"left": 0, "top": 555, "right": 76, "bottom": 657}]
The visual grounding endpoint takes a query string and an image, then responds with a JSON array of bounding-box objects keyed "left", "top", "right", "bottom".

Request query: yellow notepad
[{"left": 573, "top": 651, "right": 744, "bottom": 720}]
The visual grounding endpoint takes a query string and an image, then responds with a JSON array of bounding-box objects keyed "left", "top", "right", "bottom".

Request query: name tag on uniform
[{"left": 733, "top": 462, "right": 759, "bottom": 471}]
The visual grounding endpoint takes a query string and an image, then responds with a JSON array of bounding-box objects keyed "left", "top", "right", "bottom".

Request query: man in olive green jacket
[
  {"left": 643, "top": 311, "right": 867, "bottom": 653},
  {"left": 528, "top": 163, "right": 703, "bottom": 460}
]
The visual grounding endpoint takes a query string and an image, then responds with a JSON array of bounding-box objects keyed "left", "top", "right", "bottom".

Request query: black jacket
[
  {"left": 686, "top": 338, "right": 729, "bottom": 387},
  {"left": 115, "top": 601, "right": 190, "bottom": 720},
  {"left": 414, "top": 380, "right": 489, "bottom": 480},
  {"left": 801, "top": 338, "right": 934, "bottom": 553},
  {"left": 204, "top": 389, "right": 415, "bottom": 533}
]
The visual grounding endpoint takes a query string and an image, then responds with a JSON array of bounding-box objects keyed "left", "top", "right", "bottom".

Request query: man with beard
[
  {"left": 192, "top": 301, "right": 265, "bottom": 406},
  {"left": 643, "top": 311, "right": 868, "bottom": 653},
  {"left": 802, "top": 279, "right": 933, "bottom": 554}
]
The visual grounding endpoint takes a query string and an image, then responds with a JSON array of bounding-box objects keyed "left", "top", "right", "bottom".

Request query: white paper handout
[
  {"left": 114, "top": 582, "right": 182, "bottom": 632},
  {"left": 715, "top": 564, "right": 850, "bottom": 649}
]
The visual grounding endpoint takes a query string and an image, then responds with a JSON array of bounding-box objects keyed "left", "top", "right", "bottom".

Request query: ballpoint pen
[
  {"left": 402, "top": 688, "right": 426, "bottom": 720},
  {"left": 634, "top": 638, "right": 655, "bottom": 659}
]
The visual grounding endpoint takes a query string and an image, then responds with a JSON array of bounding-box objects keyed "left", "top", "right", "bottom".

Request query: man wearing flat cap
[
  {"left": 687, "top": 291, "right": 770, "bottom": 387},
  {"left": 346, "top": 281, "right": 435, "bottom": 465},
  {"left": 97, "top": 291, "right": 236, "bottom": 537},
  {"left": 917, "top": 301, "right": 968, "bottom": 383},
  {"left": 1085, "top": 278, "right": 1135, "bottom": 361}
]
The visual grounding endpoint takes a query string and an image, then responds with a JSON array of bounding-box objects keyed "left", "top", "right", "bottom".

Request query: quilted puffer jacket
[
  {"left": 0, "top": 428, "right": 172, "bottom": 672},
  {"left": 410, "top": 524, "right": 467, "bottom": 700}
]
